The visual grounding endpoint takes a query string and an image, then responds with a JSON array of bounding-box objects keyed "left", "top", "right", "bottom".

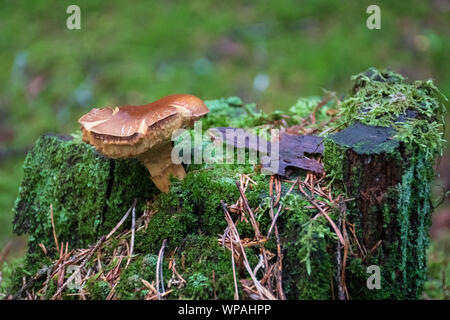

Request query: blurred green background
[{"left": 0, "top": 0, "right": 449, "bottom": 298}]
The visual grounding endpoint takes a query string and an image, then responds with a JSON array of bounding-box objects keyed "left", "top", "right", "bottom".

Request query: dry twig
[{"left": 156, "top": 239, "right": 167, "bottom": 300}]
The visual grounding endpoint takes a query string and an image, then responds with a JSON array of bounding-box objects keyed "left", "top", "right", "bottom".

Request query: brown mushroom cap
[
  {"left": 79, "top": 94, "right": 209, "bottom": 159},
  {"left": 78, "top": 94, "right": 209, "bottom": 193}
]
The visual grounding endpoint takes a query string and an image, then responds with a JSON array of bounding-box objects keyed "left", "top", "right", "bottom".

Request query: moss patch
[{"left": 12, "top": 133, "right": 156, "bottom": 261}]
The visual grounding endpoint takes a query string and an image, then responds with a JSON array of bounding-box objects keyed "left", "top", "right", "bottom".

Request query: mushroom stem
[{"left": 138, "top": 143, "right": 186, "bottom": 193}]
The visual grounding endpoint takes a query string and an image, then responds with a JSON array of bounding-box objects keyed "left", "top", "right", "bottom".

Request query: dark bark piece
[{"left": 330, "top": 122, "right": 398, "bottom": 154}]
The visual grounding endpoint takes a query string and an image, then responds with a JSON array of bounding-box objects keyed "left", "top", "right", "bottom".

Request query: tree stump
[
  {"left": 324, "top": 68, "right": 445, "bottom": 299},
  {"left": 6, "top": 69, "right": 445, "bottom": 299}
]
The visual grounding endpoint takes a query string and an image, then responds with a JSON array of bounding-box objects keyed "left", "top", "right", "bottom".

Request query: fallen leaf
[
  {"left": 269, "top": 133, "right": 324, "bottom": 176},
  {"left": 209, "top": 127, "right": 324, "bottom": 176}
]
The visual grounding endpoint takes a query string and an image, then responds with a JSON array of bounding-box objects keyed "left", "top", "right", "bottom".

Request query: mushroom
[{"left": 78, "top": 94, "right": 209, "bottom": 193}]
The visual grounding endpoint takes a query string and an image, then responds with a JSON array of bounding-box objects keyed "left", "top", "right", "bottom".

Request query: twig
[
  {"left": 142, "top": 279, "right": 158, "bottom": 295},
  {"left": 299, "top": 182, "right": 345, "bottom": 245},
  {"left": 10, "top": 266, "right": 51, "bottom": 300},
  {"left": 126, "top": 200, "right": 137, "bottom": 268},
  {"left": 252, "top": 254, "right": 265, "bottom": 277},
  {"left": 221, "top": 201, "right": 276, "bottom": 300},
  {"left": 42, "top": 268, "right": 52, "bottom": 298},
  {"left": 269, "top": 176, "right": 274, "bottom": 198},
  {"left": 106, "top": 283, "right": 117, "bottom": 300},
  {"left": 106, "top": 200, "right": 136, "bottom": 240},
  {"left": 50, "top": 204, "right": 59, "bottom": 253},
  {"left": 168, "top": 258, "right": 186, "bottom": 289},
  {"left": 229, "top": 230, "right": 239, "bottom": 300},
  {"left": 51, "top": 236, "right": 106, "bottom": 299},
  {"left": 336, "top": 197, "right": 345, "bottom": 300},
  {"left": 269, "top": 198, "right": 286, "bottom": 300},
  {"left": 267, "top": 177, "right": 299, "bottom": 239},
  {"left": 235, "top": 182, "right": 261, "bottom": 239},
  {"left": 156, "top": 239, "right": 167, "bottom": 300},
  {"left": 238, "top": 176, "right": 272, "bottom": 293}
]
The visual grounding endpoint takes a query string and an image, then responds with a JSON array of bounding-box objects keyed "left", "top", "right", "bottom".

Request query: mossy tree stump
[
  {"left": 324, "top": 69, "right": 446, "bottom": 299},
  {"left": 7, "top": 69, "right": 446, "bottom": 300},
  {"left": 325, "top": 123, "right": 432, "bottom": 298}
]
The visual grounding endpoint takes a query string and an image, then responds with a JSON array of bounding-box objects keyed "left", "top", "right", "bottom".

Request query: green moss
[
  {"left": 202, "top": 97, "right": 265, "bottom": 129},
  {"left": 86, "top": 280, "right": 110, "bottom": 300},
  {"left": 340, "top": 67, "right": 447, "bottom": 160},
  {"left": 130, "top": 166, "right": 340, "bottom": 300},
  {"left": 323, "top": 138, "right": 346, "bottom": 184},
  {"left": 12, "top": 134, "right": 155, "bottom": 259},
  {"left": 342, "top": 137, "right": 438, "bottom": 299},
  {"left": 424, "top": 233, "right": 450, "bottom": 299},
  {"left": 134, "top": 167, "right": 249, "bottom": 254},
  {"left": 114, "top": 254, "right": 163, "bottom": 300},
  {"left": 173, "top": 235, "right": 237, "bottom": 300},
  {"left": 115, "top": 235, "right": 244, "bottom": 300},
  {"left": 0, "top": 257, "right": 25, "bottom": 298},
  {"left": 281, "top": 199, "right": 335, "bottom": 299},
  {"left": 120, "top": 170, "right": 338, "bottom": 300}
]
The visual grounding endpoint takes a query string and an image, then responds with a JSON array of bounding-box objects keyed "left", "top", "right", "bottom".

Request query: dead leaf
[{"left": 209, "top": 128, "right": 324, "bottom": 176}]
